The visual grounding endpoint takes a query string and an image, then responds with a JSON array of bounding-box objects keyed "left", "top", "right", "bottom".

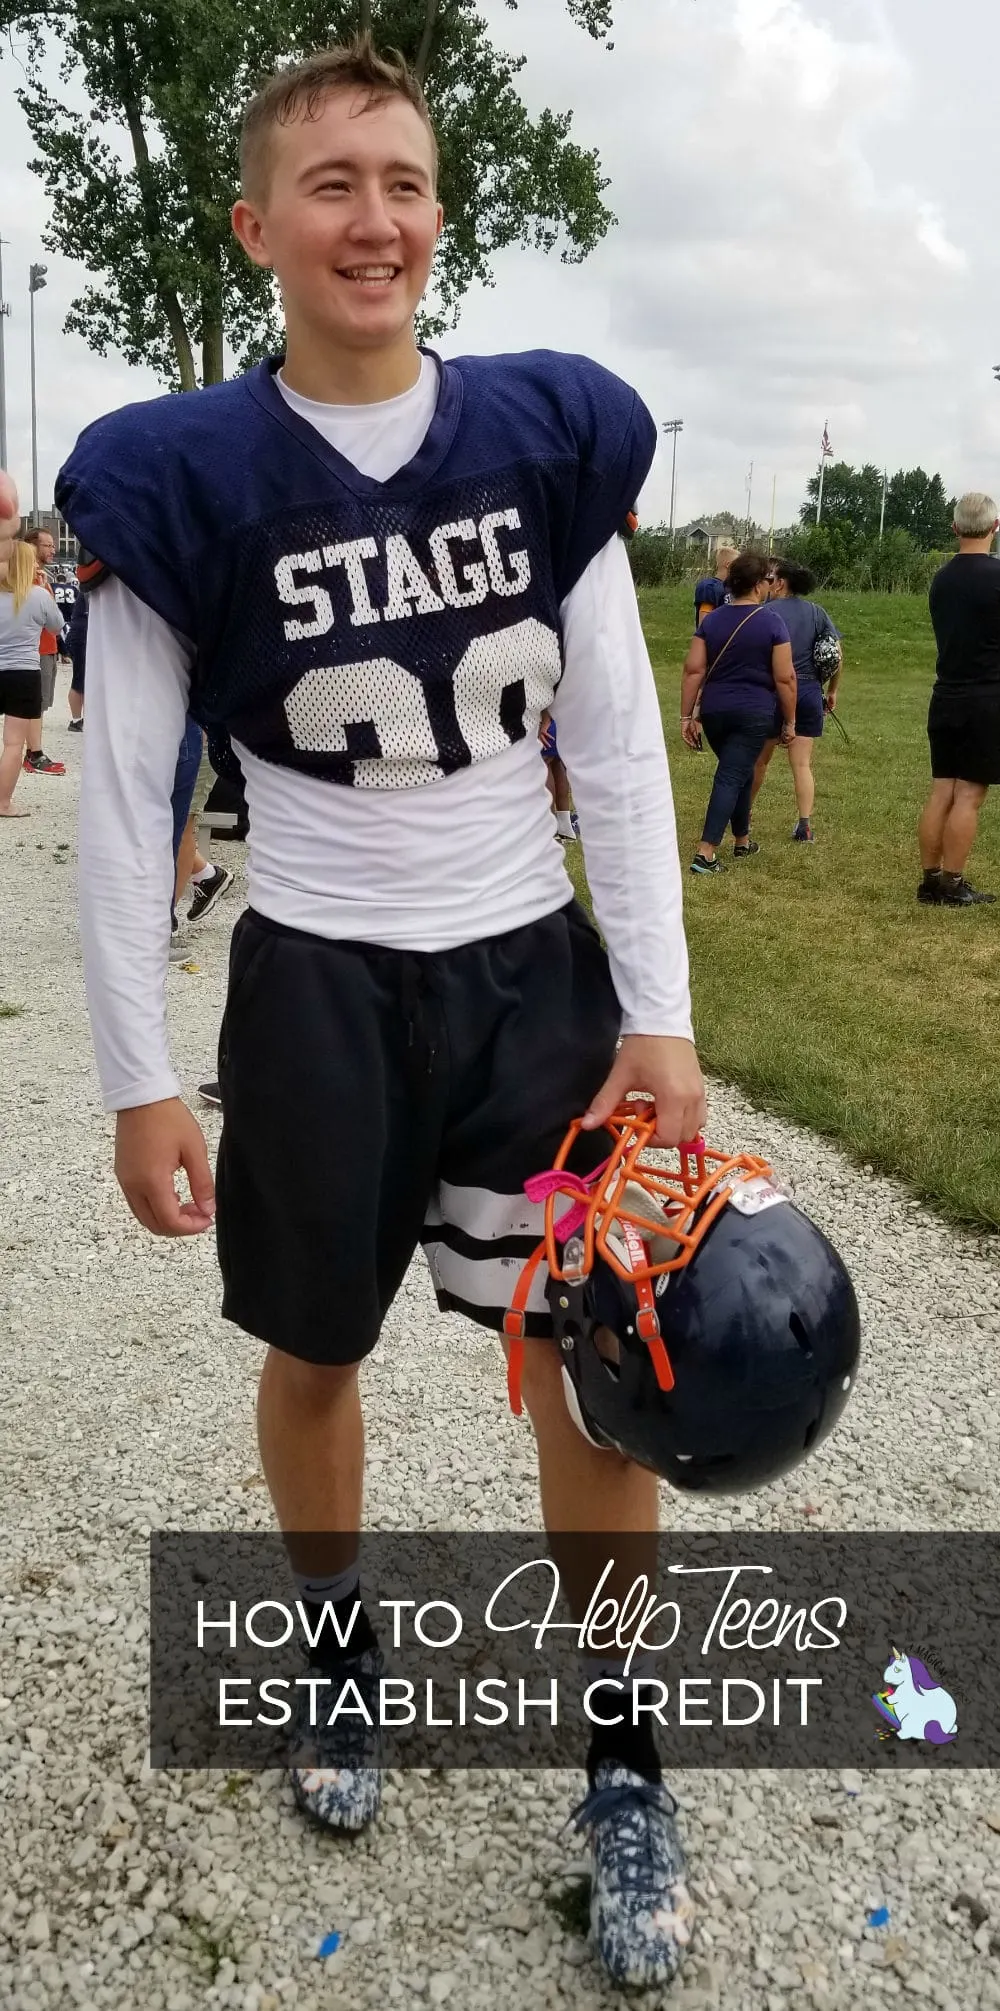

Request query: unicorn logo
[{"left": 872, "top": 1647, "right": 957, "bottom": 1745}]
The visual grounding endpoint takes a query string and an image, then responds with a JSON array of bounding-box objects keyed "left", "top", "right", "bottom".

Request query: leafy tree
[
  {"left": 801, "top": 459, "right": 955, "bottom": 552},
  {"left": 883, "top": 468, "right": 955, "bottom": 552},
  {"left": 801, "top": 461, "right": 885, "bottom": 534},
  {"left": 1, "top": 0, "right": 616, "bottom": 390}
]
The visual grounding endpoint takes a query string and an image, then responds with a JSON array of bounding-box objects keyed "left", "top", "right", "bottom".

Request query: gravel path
[{"left": 3, "top": 684, "right": 1000, "bottom": 2011}]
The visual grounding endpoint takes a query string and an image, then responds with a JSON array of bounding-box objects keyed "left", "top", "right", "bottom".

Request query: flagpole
[
  {"left": 879, "top": 470, "right": 888, "bottom": 545},
  {"left": 768, "top": 473, "right": 777, "bottom": 555},
  {"left": 816, "top": 422, "right": 830, "bottom": 525}
]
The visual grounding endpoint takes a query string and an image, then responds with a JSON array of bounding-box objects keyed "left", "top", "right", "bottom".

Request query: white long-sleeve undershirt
[{"left": 78, "top": 368, "right": 693, "bottom": 1111}]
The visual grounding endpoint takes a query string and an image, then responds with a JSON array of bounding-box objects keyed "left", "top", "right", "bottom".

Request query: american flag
[{"left": 821, "top": 424, "right": 832, "bottom": 458}]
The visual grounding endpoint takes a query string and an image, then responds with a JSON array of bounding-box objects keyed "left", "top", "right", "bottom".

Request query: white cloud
[{"left": 0, "top": 0, "right": 994, "bottom": 528}]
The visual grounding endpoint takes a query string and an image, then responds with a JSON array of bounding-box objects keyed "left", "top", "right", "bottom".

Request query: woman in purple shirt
[{"left": 680, "top": 552, "right": 797, "bottom": 874}]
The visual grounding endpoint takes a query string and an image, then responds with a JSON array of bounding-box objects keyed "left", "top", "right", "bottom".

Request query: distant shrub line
[{"left": 628, "top": 525, "right": 953, "bottom": 596}]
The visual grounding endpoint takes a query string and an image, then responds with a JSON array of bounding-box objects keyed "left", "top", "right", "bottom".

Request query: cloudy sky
[{"left": 1, "top": 0, "right": 997, "bottom": 530}]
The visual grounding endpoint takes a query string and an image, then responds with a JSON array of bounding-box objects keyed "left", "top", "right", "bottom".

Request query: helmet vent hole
[{"left": 789, "top": 1312, "right": 812, "bottom": 1357}]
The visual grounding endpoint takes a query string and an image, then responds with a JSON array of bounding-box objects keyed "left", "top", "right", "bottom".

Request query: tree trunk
[
  {"left": 202, "top": 316, "right": 225, "bottom": 386},
  {"left": 414, "top": 0, "right": 442, "bottom": 84},
  {"left": 110, "top": 21, "right": 197, "bottom": 392}
]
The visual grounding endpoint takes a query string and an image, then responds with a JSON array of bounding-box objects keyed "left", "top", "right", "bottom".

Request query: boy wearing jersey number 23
[{"left": 57, "top": 39, "right": 705, "bottom": 1991}]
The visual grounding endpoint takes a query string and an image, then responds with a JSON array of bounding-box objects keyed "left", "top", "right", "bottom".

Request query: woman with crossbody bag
[{"left": 680, "top": 551, "right": 797, "bottom": 874}]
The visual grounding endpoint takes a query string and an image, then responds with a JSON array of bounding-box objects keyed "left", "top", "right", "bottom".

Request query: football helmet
[
  {"left": 812, "top": 634, "right": 842, "bottom": 681},
  {"left": 504, "top": 1100, "right": 860, "bottom": 1493}
]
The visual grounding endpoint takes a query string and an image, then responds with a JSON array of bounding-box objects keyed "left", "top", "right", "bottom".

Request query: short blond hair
[
  {"left": 240, "top": 35, "right": 437, "bottom": 206},
  {"left": 0, "top": 540, "right": 41, "bottom": 613},
  {"left": 953, "top": 492, "right": 998, "bottom": 539}
]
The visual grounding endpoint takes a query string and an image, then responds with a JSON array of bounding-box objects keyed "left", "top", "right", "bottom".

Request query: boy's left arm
[{"left": 551, "top": 533, "right": 706, "bottom": 1149}]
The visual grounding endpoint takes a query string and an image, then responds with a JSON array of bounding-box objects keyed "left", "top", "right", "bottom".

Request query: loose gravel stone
[{"left": 3, "top": 694, "right": 1000, "bottom": 2011}]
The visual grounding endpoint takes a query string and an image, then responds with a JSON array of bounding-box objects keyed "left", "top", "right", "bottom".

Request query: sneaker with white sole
[
  {"left": 187, "top": 863, "right": 235, "bottom": 923},
  {"left": 288, "top": 1644, "right": 384, "bottom": 1834},
  {"left": 569, "top": 1763, "right": 695, "bottom": 1990}
]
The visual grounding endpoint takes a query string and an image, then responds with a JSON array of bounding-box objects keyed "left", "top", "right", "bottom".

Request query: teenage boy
[
  {"left": 57, "top": 39, "right": 705, "bottom": 1991},
  {"left": 693, "top": 544, "right": 736, "bottom": 626}
]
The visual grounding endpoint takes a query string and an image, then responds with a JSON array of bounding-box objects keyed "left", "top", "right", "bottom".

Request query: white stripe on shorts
[
  {"left": 423, "top": 1179, "right": 547, "bottom": 1244},
  {"left": 421, "top": 1237, "right": 550, "bottom": 1317}
]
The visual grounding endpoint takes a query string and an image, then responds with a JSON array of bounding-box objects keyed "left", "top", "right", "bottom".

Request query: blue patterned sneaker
[
  {"left": 570, "top": 1763, "right": 695, "bottom": 1989},
  {"left": 288, "top": 1645, "right": 384, "bottom": 1833}
]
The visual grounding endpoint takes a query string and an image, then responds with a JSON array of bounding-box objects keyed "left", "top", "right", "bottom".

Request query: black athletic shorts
[
  {"left": 928, "top": 684, "right": 1000, "bottom": 786},
  {"left": 215, "top": 901, "right": 622, "bottom": 1364},
  {"left": 0, "top": 666, "right": 43, "bottom": 719}
]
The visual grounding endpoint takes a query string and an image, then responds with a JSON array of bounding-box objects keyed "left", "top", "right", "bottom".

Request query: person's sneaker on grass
[
  {"left": 792, "top": 818, "right": 813, "bottom": 842},
  {"left": 22, "top": 750, "right": 66, "bottom": 776},
  {"left": 690, "top": 854, "right": 724, "bottom": 875},
  {"left": 570, "top": 1763, "right": 695, "bottom": 1989},
  {"left": 288, "top": 1642, "right": 384, "bottom": 1834},
  {"left": 197, "top": 1080, "right": 222, "bottom": 1108},
  {"left": 939, "top": 873, "right": 996, "bottom": 906},
  {"left": 187, "top": 861, "right": 235, "bottom": 924},
  {"left": 917, "top": 868, "right": 945, "bottom": 905},
  {"left": 733, "top": 839, "right": 760, "bottom": 858}
]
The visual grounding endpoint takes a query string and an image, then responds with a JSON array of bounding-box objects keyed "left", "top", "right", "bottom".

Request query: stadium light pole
[
  {"left": 662, "top": 419, "right": 683, "bottom": 545},
  {"left": 0, "top": 237, "right": 9, "bottom": 471},
  {"left": 878, "top": 469, "right": 888, "bottom": 546},
  {"left": 29, "top": 261, "right": 47, "bottom": 526}
]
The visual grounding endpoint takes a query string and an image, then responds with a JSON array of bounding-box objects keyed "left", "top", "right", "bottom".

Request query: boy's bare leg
[
  {"left": 256, "top": 1350, "right": 364, "bottom": 1577},
  {"left": 519, "top": 1340, "right": 658, "bottom": 1535}
]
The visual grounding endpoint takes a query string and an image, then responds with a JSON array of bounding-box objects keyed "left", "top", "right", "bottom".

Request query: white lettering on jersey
[
  {"left": 283, "top": 619, "right": 561, "bottom": 785},
  {"left": 284, "top": 656, "right": 441, "bottom": 788},
  {"left": 274, "top": 513, "right": 532, "bottom": 639},
  {"left": 479, "top": 511, "right": 531, "bottom": 597},
  {"left": 276, "top": 550, "right": 334, "bottom": 641},
  {"left": 451, "top": 618, "right": 561, "bottom": 762},
  {"left": 428, "top": 521, "right": 489, "bottom": 607},
  {"left": 322, "top": 539, "right": 380, "bottom": 626},
  {"left": 383, "top": 534, "right": 446, "bottom": 620}
]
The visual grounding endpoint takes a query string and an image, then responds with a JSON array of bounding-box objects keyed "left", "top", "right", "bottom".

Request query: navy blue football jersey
[
  {"left": 49, "top": 570, "right": 79, "bottom": 631},
  {"left": 55, "top": 349, "right": 655, "bottom": 791},
  {"left": 694, "top": 575, "right": 729, "bottom": 626}
]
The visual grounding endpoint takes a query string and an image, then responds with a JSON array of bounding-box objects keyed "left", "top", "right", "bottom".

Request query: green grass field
[{"left": 569, "top": 585, "right": 1000, "bottom": 1229}]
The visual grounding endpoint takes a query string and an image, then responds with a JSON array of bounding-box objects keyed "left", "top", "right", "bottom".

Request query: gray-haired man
[{"left": 918, "top": 492, "right": 1000, "bottom": 906}]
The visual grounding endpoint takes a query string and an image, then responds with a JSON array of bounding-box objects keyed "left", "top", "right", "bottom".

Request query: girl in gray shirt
[{"left": 1, "top": 542, "right": 60, "bottom": 816}]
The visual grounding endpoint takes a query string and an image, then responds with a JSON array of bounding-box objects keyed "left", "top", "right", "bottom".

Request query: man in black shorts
[
  {"left": 919, "top": 492, "right": 1000, "bottom": 906},
  {"left": 57, "top": 37, "right": 704, "bottom": 1991}
]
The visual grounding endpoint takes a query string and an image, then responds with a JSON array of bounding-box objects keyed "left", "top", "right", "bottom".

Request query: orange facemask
[{"left": 503, "top": 1099, "right": 775, "bottom": 1416}]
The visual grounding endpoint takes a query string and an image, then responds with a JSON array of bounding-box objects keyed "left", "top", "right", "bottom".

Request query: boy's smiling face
[{"left": 234, "top": 89, "right": 442, "bottom": 358}]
